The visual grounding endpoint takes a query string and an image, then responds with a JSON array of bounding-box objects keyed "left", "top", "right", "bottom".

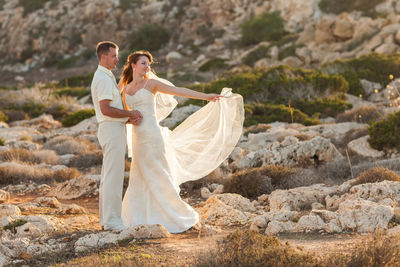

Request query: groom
[{"left": 91, "top": 41, "right": 142, "bottom": 231}]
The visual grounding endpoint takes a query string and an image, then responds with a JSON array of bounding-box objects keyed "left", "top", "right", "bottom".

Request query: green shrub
[
  {"left": 119, "top": 0, "right": 142, "bottom": 9},
  {"left": 57, "top": 56, "right": 79, "bottom": 69},
  {"left": 54, "top": 87, "right": 89, "bottom": 99},
  {"left": 352, "top": 166, "right": 400, "bottom": 186},
  {"left": 2, "top": 109, "right": 28, "bottom": 122},
  {"left": 323, "top": 53, "right": 400, "bottom": 96},
  {"left": 278, "top": 44, "right": 304, "bottom": 61},
  {"left": 244, "top": 102, "right": 320, "bottom": 126},
  {"left": 319, "top": 0, "right": 384, "bottom": 17},
  {"left": 0, "top": 0, "right": 5, "bottom": 10},
  {"left": 57, "top": 73, "right": 94, "bottom": 87},
  {"left": 0, "top": 110, "right": 7, "bottom": 122},
  {"left": 18, "top": 0, "right": 52, "bottom": 17},
  {"left": 198, "top": 58, "right": 228, "bottom": 72},
  {"left": 0, "top": 137, "right": 5, "bottom": 146},
  {"left": 129, "top": 24, "right": 170, "bottom": 51},
  {"left": 291, "top": 97, "right": 352, "bottom": 118},
  {"left": 240, "top": 11, "right": 289, "bottom": 46},
  {"left": 242, "top": 45, "right": 271, "bottom": 66},
  {"left": 46, "top": 104, "right": 68, "bottom": 120},
  {"left": 368, "top": 111, "right": 400, "bottom": 151},
  {"left": 190, "top": 65, "right": 348, "bottom": 106},
  {"left": 337, "top": 105, "right": 382, "bottom": 123},
  {"left": 22, "top": 102, "right": 45, "bottom": 118},
  {"left": 62, "top": 109, "right": 95, "bottom": 127},
  {"left": 3, "top": 219, "right": 27, "bottom": 234}
]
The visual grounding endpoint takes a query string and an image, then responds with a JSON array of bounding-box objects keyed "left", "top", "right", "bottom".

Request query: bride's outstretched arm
[{"left": 152, "top": 80, "right": 222, "bottom": 102}]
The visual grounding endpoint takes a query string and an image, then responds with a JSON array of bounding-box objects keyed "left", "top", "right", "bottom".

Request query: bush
[
  {"left": 0, "top": 148, "right": 60, "bottom": 165},
  {"left": 224, "top": 169, "right": 273, "bottom": 199},
  {"left": 319, "top": 0, "right": 384, "bottom": 17},
  {"left": 291, "top": 97, "right": 352, "bottom": 118},
  {"left": 337, "top": 105, "right": 383, "bottom": 123},
  {"left": 244, "top": 102, "right": 320, "bottom": 126},
  {"left": 240, "top": 11, "right": 289, "bottom": 46},
  {"left": 352, "top": 166, "right": 400, "bottom": 186},
  {"left": 0, "top": 110, "right": 7, "bottom": 122},
  {"left": 57, "top": 73, "right": 94, "bottom": 87},
  {"left": 242, "top": 45, "right": 270, "bottom": 66},
  {"left": 323, "top": 53, "right": 400, "bottom": 96},
  {"left": 68, "top": 151, "right": 103, "bottom": 168},
  {"left": 368, "top": 111, "right": 400, "bottom": 151},
  {"left": 197, "top": 229, "right": 318, "bottom": 267},
  {"left": 190, "top": 65, "right": 349, "bottom": 106},
  {"left": 3, "top": 219, "right": 27, "bottom": 234},
  {"left": 46, "top": 104, "right": 68, "bottom": 121},
  {"left": 0, "top": 163, "right": 81, "bottom": 185},
  {"left": 278, "top": 44, "right": 304, "bottom": 61},
  {"left": 199, "top": 58, "right": 228, "bottom": 72},
  {"left": 0, "top": 137, "right": 5, "bottom": 146},
  {"left": 2, "top": 109, "right": 28, "bottom": 122},
  {"left": 18, "top": 0, "right": 50, "bottom": 17},
  {"left": 244, "top": 123, "right": 271, "bottom": 136},
  {"left": 62, "top": 109, "right": 95, "bottom": 127},
  {"left": 54, "top": 87, "right": 90, "bottom": 100},
  {"left": 224, "top": 165, "right": 296, "bottom": 198},
  {"left": 22, "top": 102, "right": 46, "bottom": 118},
  {"left": 129, "top": 24, "right": 170, "bottom": 51},
  {"left": 43, "top": 136, "right": 96, "bottom": 155}
]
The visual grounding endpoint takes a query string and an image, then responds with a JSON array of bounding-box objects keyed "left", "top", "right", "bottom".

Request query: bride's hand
[{"left": 205, "top": 94, "right": 223, "bottom": 102}]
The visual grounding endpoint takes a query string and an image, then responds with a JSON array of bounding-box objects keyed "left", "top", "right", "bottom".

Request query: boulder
[
  {"left": 0, "top": 190, "right": 10, "bottom": 204},
  {"left": 47, "top": 175, "right": 99, "bottom": 200},
  {"left": 347, "top": 136, "right": 385, "bottom": 158}
]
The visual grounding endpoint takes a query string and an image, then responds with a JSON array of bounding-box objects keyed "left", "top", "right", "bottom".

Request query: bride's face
[{"left": 133, "top": 56, "right": 151, "bottom": 76}]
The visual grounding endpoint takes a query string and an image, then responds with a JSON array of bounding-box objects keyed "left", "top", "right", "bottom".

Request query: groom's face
[{"left": 103, "top": 47, "right": 119, "bottom": 70}]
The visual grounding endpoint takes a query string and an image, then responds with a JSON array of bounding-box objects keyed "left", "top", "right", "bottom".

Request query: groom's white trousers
[{"left": 97, "top": 121, "right": 126, "bottom": 228}]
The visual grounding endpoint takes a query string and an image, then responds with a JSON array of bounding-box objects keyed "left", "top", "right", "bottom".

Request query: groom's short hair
[{"left": 96, "top": 41, "right": 119, "bottom": 60}]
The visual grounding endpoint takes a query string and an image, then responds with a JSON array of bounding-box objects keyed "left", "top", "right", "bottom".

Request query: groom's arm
[{"left": 100, "top": 100, "right": 142, "bottom": 125}]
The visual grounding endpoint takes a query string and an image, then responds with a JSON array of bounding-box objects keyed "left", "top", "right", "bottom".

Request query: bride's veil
[{"left": 148, "top": 71, "right": 178, "bottom": 122}]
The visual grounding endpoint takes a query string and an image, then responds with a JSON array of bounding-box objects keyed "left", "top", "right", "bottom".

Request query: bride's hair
[{"left": 120, "top": 50, "right": 153, "bottom": 87}]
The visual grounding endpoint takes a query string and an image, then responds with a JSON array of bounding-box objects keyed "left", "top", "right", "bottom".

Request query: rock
[
  {"left": 0, "top": 204, "right": 21, "bottom": 220},
  {"left": 347, "top": 136, "right": 385, "bottom": 158},
  {"left": 0, "top": 127, "right": 41, "bottom": 143},
  {"left": 47, "top": 176, "right": 98, "bottom": 200},
  {"left": 333, "top": 15, "right": 354, "bottom": 39},
  {"left": 257, "top": 194, "right": 269, "bottom": 205},
  {"left": 10, "top": 114, "right": 61, "bottom": 129},
  {"left": 295, "top": 214, "right": 326, "bottom": 232},
  {"left": 200, "top": 187, "right": 212, "bottom": 199},
  {"left": 350, "top": 180, "right": 400, "bottom": 205},
  {"left": 199, "top": 224, "right": 222, "bottom": 237},
  {"left": 315, "top": 17, "right": 336, "bottom": 44},
  {"left": 0, "top": 190, "right": 10, "bottom": 204},
  {"left": 269, "top": 184, "right": 338, "bottom": 211},
  {"left": 250, "top": 216, "right": 268, "bottom": 228},
  {"left": 160, "top": 104, "right": 201, "bottom": 128},
  {"left": 119, "top": 224, "right": 171, "bottom": 240},
  {"left": 265, "top": 211, "right": 300, "bottom": 222},
  {"left": 15, "top": 215, "right": 66, "bottom": 238},
  {"left": 166, "top": 51, "right": 183, "bottom": 63},
  {"left": 55, "top": 116, "right": 97, "bottom": 136},
  {"left": 197, "top": 197, "right": 250, "bottom": 226},
  {"left": 311, "top": 202, "right": 325, "bottom": 210},
  {"left": 6, "top": 140, "right": 39, "bottom": 151},
  {"left": 59, "top": 204, "right": 87, "bottom": 215},
  {"left": 212, "top": 184, "right": 224, "bottom": 194},
  {"left": 210, "top": 194, "right": 256, "bottom": 212},
  {"left": 34, "top": 197, "right": 61, "bottom": 208},
  {"left": 338, "top": 198, "right": 393, "bottom": 232},
  {"left": 360, "top": 79, "right": 382, "bottom": 96},
  {"left": 265, "top": 221, "right": 296, "bottom": 235},
  {"left": 75, "top": 232, "right": 119, "bottom": 252},
  {"left": 281, "top": 56, "right": 303, "bottom": 67},
  {"left": 375, "top": 43, "right": 398, "bottom": 54}
]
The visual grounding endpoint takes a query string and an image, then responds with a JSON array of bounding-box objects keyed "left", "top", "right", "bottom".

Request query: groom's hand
[{"left": 128, "top": 110, "right": 143, "bottom": 125}]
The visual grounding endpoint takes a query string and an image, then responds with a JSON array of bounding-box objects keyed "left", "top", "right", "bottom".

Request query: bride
[{"left": 119, "top": 50, "right": 244, "bottom": 233}]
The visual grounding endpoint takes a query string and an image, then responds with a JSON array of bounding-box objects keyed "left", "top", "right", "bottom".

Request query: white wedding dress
[{"left": 121, "top": 86, "right": 244, "bottom": 233}]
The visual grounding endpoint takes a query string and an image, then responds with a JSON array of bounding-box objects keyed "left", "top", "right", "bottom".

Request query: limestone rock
[
  {"left": 347, "top": 136, "right": 385, "bottom": 158},
  {"left": 47, "top": 176, "right": 99, "bottom": 200},
  {"left": 0, "top": 190, "right": 10, "bottom": 204},
  {"left": 119, "top": 224, "right": 171, "bottom": 240},
  {"left": 210, "top": 194, "right": 256, "bottom": 213},
  {"left": 0, "top": 204, "right": 21, "bottom": 220}
]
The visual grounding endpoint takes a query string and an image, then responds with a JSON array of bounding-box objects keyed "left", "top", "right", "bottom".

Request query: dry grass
[
  {"left": 43, "top": 136, "right": 97, "bottom": 155},
  {"left": 352, "top": 166, "right": 400, "bottom": 186},
  {"left": 2, "top": 109, "right": 28, "bottom": 122},
  {"left": 223, "top": 165, "right": 295, "bottom": 198},
  {"left": 197, "top": 230, "right": 400, "bottom": 267},
  {"left": 244, "top": 123, "right": 271, "bottom": 136},
  {"left": 197, "top": 229, "right": 317, "bottom": 267},
  {"left": 352, "top": 158, "right": 400, "bottom": 177},
  {"left": 336, "top": 106, "right": 383, "bottom": 124},
  {"left": 0, "top": 148, "right": 59, "bottom": 164},
  {"left": 317, "top": 158, "right": 352, "bottom": 182},
  {"left": 0, "top": 163, "right": 81, "bottom": 185},
  {"left": 68, "top": 151, "right": 103, "bottom": 168}
]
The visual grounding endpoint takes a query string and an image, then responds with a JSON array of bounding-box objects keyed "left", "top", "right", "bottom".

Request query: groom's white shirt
[{"left": 91, "top": 65, "right": 127, "bottom": 123}]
